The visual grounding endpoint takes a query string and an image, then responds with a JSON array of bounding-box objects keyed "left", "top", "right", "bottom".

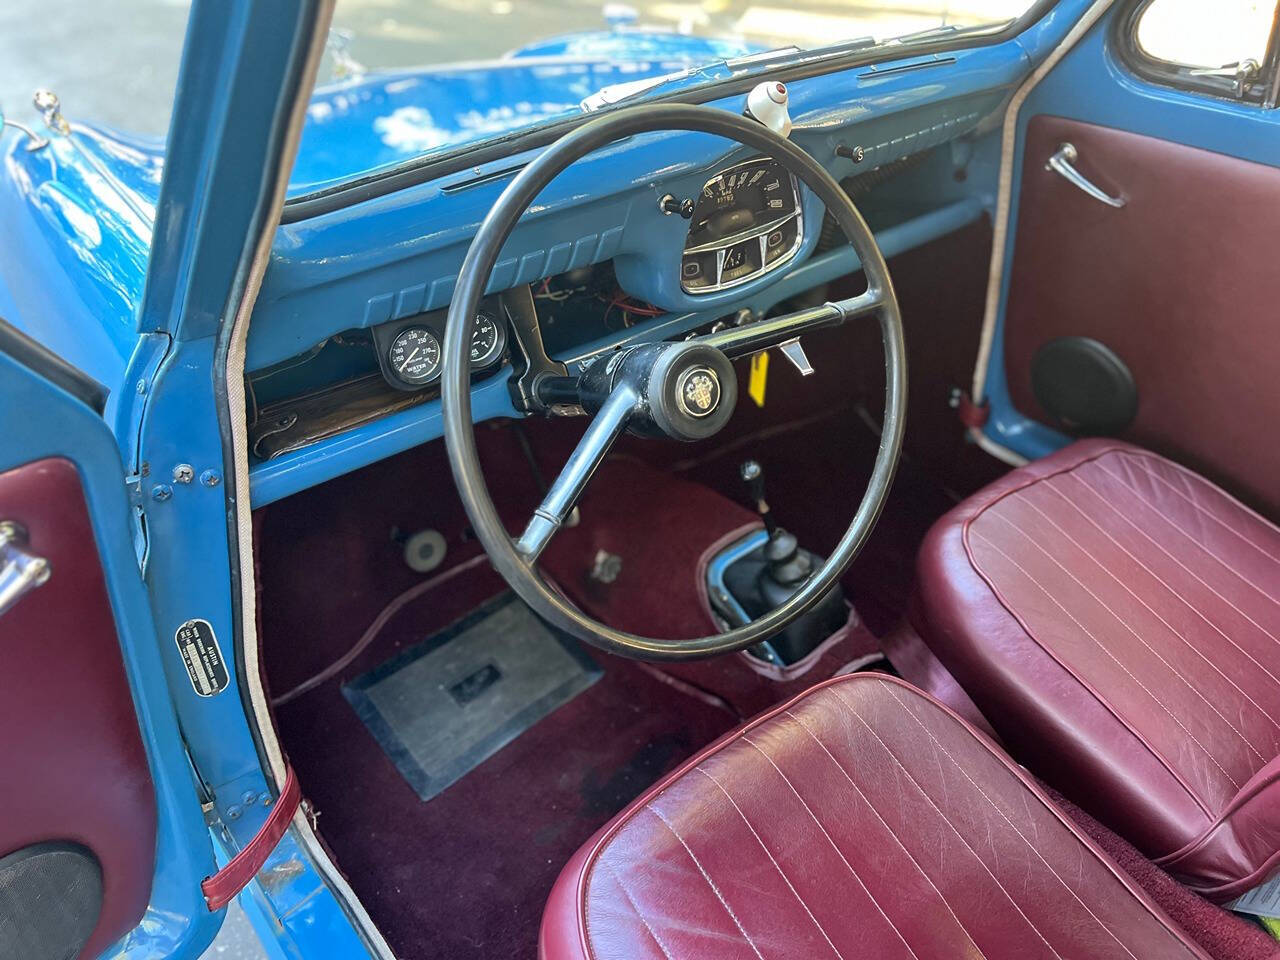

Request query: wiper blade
[
  {"left": 581, "top": 67, "right": 706, "bottom": 112},
  {"left": 580, "top": 46, "right": 805, "bottom": 112}
]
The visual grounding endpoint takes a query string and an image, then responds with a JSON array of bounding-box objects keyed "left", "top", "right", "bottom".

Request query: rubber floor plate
[{"left": 343, "top": 594, "right": 601, "bottom": 802}]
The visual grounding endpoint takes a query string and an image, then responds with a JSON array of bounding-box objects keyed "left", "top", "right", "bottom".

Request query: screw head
[
  {"left": 200, "top": 469, "right": 221, "bottom": 488},
  {"left": 172, "top": 463, "right": 194, "bottom": 484},
  {"left": 226, "top": 804, "right": 242, "bottom": 821},
  {"left": 151, "top": 484, "right": 173, "bottom": 502}
]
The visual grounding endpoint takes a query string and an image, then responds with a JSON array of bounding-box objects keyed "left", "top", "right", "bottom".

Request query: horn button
[{"left": 578, "top": 341, "right": 738, "bottom": 442}]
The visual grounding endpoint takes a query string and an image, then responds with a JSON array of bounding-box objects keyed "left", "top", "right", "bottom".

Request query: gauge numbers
[
  {"left": 388, "top": 326, "right": 441, "bottom": 386},
  {"left": 469, "top": 311, "right": 503, "bottom": 366}
]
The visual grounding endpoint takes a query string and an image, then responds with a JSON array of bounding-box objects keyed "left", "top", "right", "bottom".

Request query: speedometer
[{"left": 681, "top": 157, "right": 802, "bottom": 294}]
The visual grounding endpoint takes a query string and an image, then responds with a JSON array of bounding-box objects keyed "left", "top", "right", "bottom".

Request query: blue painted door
[
  {"left": 0, "top": 324, "right": 219, "bottom": 958},
  {"left": 975, "top": 0, "right": 1280, "bottom": 512}
]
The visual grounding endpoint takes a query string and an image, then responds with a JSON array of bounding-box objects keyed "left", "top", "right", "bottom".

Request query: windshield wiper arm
[{"left": 581, "top": 46, "right": 810, "bottom": 112}]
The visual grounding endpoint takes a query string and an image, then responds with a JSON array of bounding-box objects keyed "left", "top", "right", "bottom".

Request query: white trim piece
[
  {"left": 972, "top": 427, "right": 1029, "bottom": 467},
  {"left": 968, "top": 0, "right": 1120, "bottom": 462},
  {"left": 221, "top": 5, "right": 396, "bottom": 958}
]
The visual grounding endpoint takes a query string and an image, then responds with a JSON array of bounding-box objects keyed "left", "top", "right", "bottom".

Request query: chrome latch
[
  {"left": 1189, "top": 58, "right": 1259, "bottom": 98},
  {"left": 1045, "top": 143, "right": 1125, "bottom": 209},
  {"left": 0, "top": 521, "right": 51, "bottom": 618}
]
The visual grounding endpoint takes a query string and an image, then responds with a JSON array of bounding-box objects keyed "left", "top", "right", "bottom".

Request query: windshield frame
[{"left": 281, "top": 0, "right": 1060, "bottom": 224}]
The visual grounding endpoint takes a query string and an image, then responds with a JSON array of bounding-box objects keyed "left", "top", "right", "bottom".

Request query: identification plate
[{"left": 175, "top": 619, "right": 229, "bottom": 697}]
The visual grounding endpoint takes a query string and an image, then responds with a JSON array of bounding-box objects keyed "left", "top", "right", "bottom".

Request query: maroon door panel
[
  {"left": 1003, "top": 115, "right": 1280, "bottom": 514},
  {"left": 0, "top": 457, "right": 157, "bottom": 959}
]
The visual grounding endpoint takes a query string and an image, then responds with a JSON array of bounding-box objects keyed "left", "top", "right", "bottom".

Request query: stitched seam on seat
[
  {"left": 1071, "top": 471, "right": 1280, "bottom": 652},
  {"left": 988, "top": 509, "right": 1270, "bottom": 762},
  {"left": 783, "top": 711, "right": 989, "bottom": 960},
  {"left": 646, "top": 803, "right": 766, "bottom": 960},
  {"left": 571, "top": 674, "right": 882, "bottom": 960},
  {"left": 1124, "top": 457, "right": 1280, "bottom": 565},
  {"left": 861, "top": 686, "right": 1170, "bottom": 960},
  {"left": 971, "top": 530, "right": 1241, "bottom": 791},
  {"left": 1014, "top": 494, "right": 1280, "bottom": 733},
  {"left": 826, "top": 692, "right": 1082, "bottom": 959},
  {"left": 958, "top": 450, "right": 1215, "bottom": 819},
  {"left": 694, "top": 767, "right": 844, "bottom": 960},
  {"left": 599, "top": 858, "right": 677, "bottom": 960},
  {"left": 739, "top": 736, "right": 921, "bottom": 960},
  {"left": 1092, "top": 461, "right": 1280, "bottom": 613},
  {"left": 1040, "top": 480, "right": 1280, "bottom": 696}
]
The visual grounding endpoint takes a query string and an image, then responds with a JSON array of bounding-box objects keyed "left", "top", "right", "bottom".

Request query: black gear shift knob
[{"left": 739, "top": 460, "right": 777, "bottom": 535}]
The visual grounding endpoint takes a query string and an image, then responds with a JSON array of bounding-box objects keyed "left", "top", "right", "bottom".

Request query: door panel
[
  {"left": 0, "top": 326, "right": 217, "bottom": 960},
  {"left": 1002, "top": 115, "right": 1280, "bottom": 513},
  {"left": 0, "top": 457, "right": 157, "bottom": 959}
]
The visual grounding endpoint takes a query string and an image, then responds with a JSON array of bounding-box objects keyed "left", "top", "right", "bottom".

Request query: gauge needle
[{"left": 398, "top": 347, "right": 420, "bottom": 372}]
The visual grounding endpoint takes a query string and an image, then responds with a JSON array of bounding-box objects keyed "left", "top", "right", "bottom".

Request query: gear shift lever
[
  {"left": 739, "top": 460, "right": 777, "bottom": 537},
  {"left": 739, "top": 459, "right": 811, "bottom": 588},
  {"left": 723, "top": 459, "right": 846, "bottom": 663}
]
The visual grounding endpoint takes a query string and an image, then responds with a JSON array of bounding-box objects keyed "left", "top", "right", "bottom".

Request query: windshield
[{"left": 288, "top": 0, "right": 1035, "bottom": 196}]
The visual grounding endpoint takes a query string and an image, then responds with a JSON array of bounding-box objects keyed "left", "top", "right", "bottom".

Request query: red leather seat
[
  {"left": 540, "top": 673, "right": 1205, "bottom": 959},
  {"left": 914, "top": 439, "right": 1280, "bottom": 901}
]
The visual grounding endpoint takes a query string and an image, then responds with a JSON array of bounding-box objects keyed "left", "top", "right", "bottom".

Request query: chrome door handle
[
  {"left": 0, "top": 521, "right": 51, "bottom": 618},
  {"left": 1045, "top": 142, "right": 1125, "bottom": 208}
]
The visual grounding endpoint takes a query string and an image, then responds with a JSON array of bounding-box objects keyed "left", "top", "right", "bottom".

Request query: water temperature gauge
[
  {"left": 374, "top": 301, "right": 508, "bottom": 391},
  {"left": 388, "top": 326, "right": 442, "bottom": 386}
]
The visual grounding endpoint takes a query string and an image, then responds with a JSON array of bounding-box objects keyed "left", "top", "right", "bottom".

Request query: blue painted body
[
  {"left": 294, "top": 31, "right": 764, "bottom": 194},
  {"left": 8, "top": 0, "right": 1259, "bottom": 956}
]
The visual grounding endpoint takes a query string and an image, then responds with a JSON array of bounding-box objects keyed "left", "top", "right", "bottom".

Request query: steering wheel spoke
[
  {"left": 694, "top": 289, "right": 884, "bottom": 360},
  {"left": 516, "top": 385, "right": 638, "bottom": 561}
]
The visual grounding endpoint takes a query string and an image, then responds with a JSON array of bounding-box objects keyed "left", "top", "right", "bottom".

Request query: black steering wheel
[{"left": 442, "top": 103, "right": 905, "bottom": 661}]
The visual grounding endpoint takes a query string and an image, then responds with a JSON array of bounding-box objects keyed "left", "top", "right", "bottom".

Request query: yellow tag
[
  {"left": 1260, "top": 916, "right": 1280, "bottom": 941},
  {"left": 748, "top": 351, "right": 769, "bottom": 407}
]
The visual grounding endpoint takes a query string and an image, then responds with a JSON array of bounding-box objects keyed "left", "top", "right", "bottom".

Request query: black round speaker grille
[
  {"left": 0, "top": 843, "right": 103, "bottom": 960},
  {"left": 1030, "top": 336, "right": 1138, "bottom": 435}
]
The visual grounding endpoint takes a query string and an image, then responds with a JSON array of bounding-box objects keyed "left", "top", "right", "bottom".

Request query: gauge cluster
[
  {"left": 680, "top": 157, "right": 803, "bottom": 294},
  {"left": 371, "top": 297, "right": 508, "bottom": 391}
]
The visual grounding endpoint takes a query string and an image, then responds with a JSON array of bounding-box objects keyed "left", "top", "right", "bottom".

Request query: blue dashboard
[
  {"left": 243, "top": 39, "right": 1049, "bottom": 505},
  {"left": 0, "top": 0, "right": 1098, "bottom": 511}
]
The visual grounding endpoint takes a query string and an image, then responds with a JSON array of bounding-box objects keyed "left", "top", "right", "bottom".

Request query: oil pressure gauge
[
  {"left": 469, "top": 310, "right": 506, "bottom": 368},
  {"left": 388, "top": 326, "right": 441, "bottom": 387}
]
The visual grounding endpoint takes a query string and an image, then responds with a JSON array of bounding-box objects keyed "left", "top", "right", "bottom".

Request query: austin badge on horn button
[{"left": 676, "top": 366, "right": 721, "bottom": 418}]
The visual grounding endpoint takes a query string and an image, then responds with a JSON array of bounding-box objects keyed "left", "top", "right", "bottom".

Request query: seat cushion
[
  {"left": 914, "top": 439, "right": 1280, "bottom": 900},
  {"left": 540, "top": 673, "right": 1205, "bottom": 959}
]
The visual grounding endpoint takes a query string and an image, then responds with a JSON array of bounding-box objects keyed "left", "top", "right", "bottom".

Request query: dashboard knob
[
  {"left": 659, "top": 193, "right": 694, "bottom": 219},
  {"left": 744, "top": 81, "right": 792, "bottom": 138}
]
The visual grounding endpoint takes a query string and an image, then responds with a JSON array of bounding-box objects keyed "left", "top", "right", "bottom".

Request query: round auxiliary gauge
[
  {"left": 469, "top": 311, "right": 504, "bottom": 367},
  {"left": 388, "top": 326, "right": 442, "bottom": 386}
]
